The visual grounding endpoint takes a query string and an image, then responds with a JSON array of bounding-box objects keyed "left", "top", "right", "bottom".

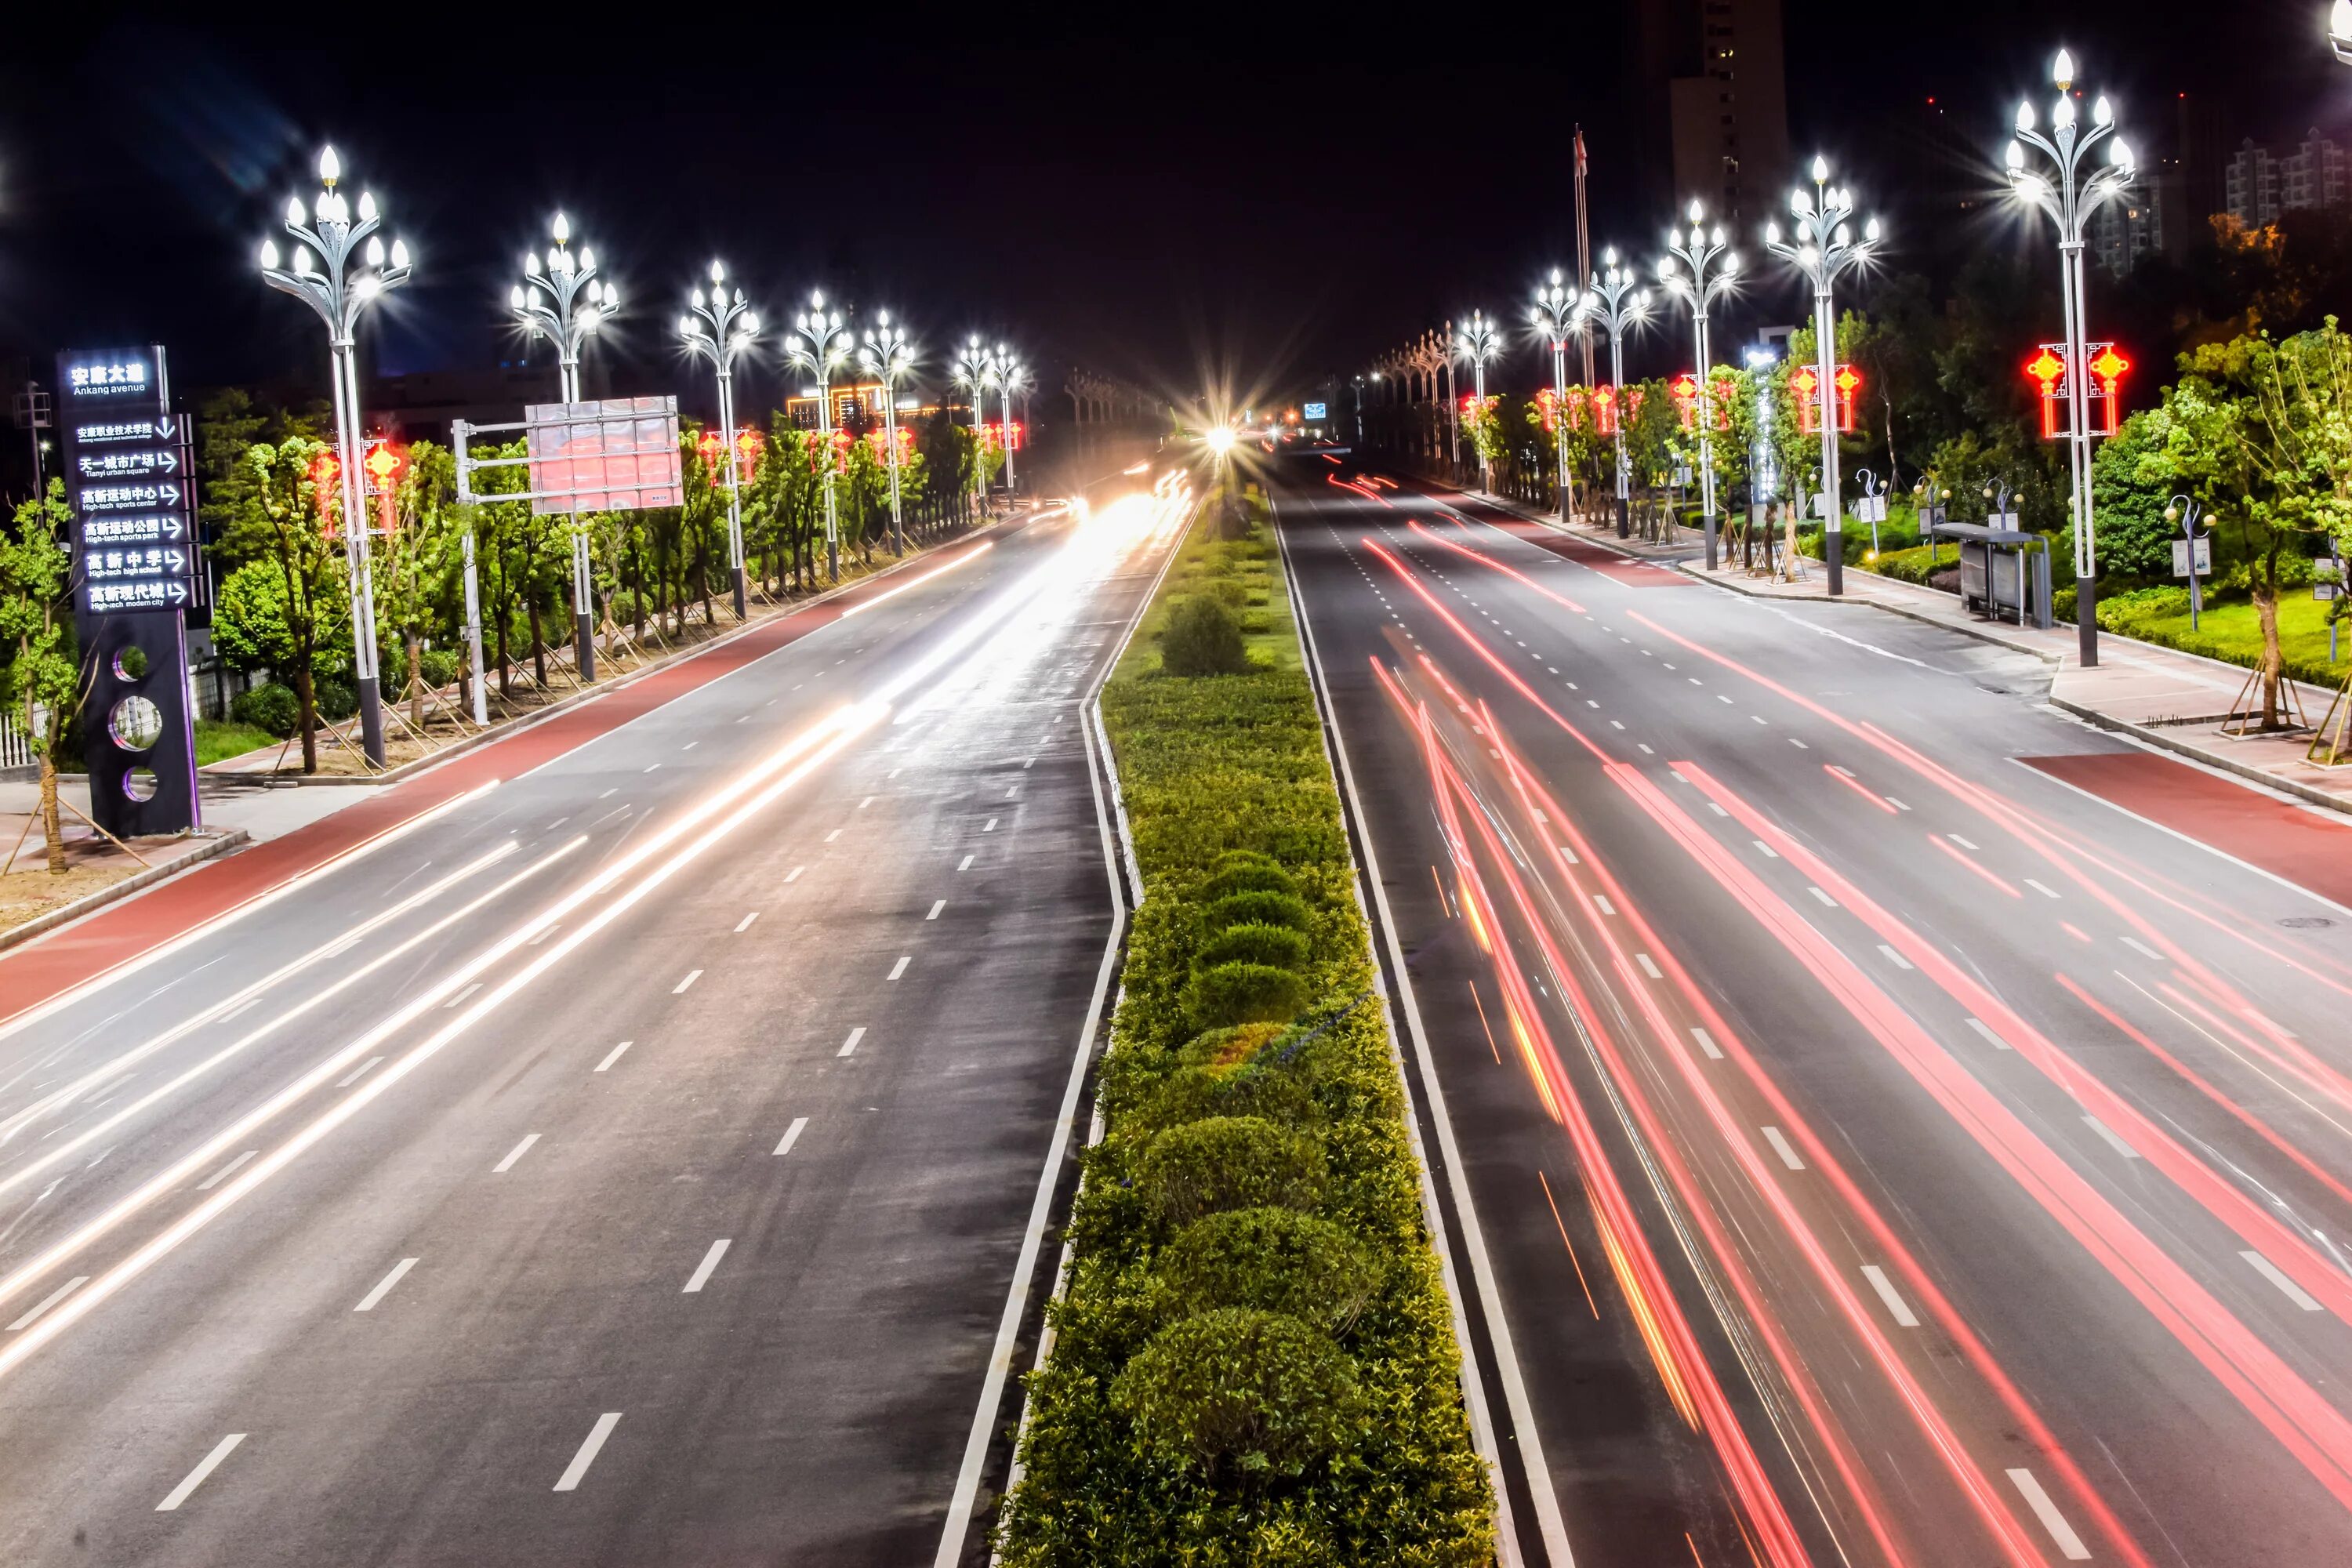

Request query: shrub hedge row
[{"left": 994, "top": 507, "right": 1494, "bottom": 1564}]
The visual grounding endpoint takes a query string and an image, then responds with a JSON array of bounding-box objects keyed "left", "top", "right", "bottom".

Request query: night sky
[{"left": 1, "top": 3, "right": 2343, "bottom": 422}]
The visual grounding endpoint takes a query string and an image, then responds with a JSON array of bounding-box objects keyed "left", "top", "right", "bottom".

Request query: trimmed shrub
[
  {"left": 314, "top": 675, "right": 357, "bottom": 721},
  {"left": 1136, "top": 1116, "right": 1327, "bottom": 1226},
  {"left": 231, "top": 682, "right": 301, "bottom": 738},
  {"left": 1196, "top": 922, "right": 1311, "bottom": 973},
  {"left": 1137, "top": 1062, "right": 1320, "bottom": 1136},
  {"left": 1160, "top": 1207, "right": 1379, "bottom": 1334},
  {"left": 1203, "top": 889, "right": 1310, "bottom": 935},
  {"left": 1200, "top": 853, "right": 1298, "bottom": 904},
  {"left": 1160, "top": 595, "right": 1251, "bottom": 676},
  {"left": 1178, "top": 1022, "right": 1289, "bottom": 1072},
  {"left": 1185, "top": 960, "right": 1309, "bottom": 1030},
  {"left": 1111, "top": 1308, "right": 1359, "bottom": 1479},
  {"left": 419, "top": 648, "right": 462, "bottom": 688}
]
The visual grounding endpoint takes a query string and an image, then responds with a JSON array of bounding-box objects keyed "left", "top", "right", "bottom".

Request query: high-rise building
[
  {"left": 1635, "top": 0, "right": 1791, "bottom": 234},
  {"left": 2090, "top": 183, "right": 2166, "bottom": 276},
  {"left": 2226, "top": 129, "right": 2349, "bottom": 227}
]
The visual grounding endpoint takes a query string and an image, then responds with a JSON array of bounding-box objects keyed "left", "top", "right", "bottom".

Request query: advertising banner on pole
[{"left": 523, "top": 396, "right": 683, "bottom": 515}]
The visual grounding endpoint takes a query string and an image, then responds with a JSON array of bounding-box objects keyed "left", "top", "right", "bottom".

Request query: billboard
[{"left": 523, "top": 396, "right": 684, "bottom": 515}]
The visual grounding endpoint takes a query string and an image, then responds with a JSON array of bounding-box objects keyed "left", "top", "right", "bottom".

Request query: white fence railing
[{"left": 2, "top": 709, "right": 38, "bottom": 770}]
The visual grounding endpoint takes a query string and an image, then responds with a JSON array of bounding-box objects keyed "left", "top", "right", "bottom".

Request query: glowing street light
[
  {"left": 1764, "top": 158, "right": 1882, "bottom": 598},
  {"left": 949, "top": 336, "right": 994, "bottom": 514},
  {"left": 679, "top": 260, "right": 760, "bottom": 619},
  {"left": 2332, "top": 0, "right": 2352, "bottom": 62},
  {"left": 257, "top": 143, "right": 412, "bottom": 768},
  {"left": 2003, "top": 47, "right": 2134, "bottom": 666},
  {"left": 984, "top": 342, "right": 1026, "bottom": 497},
  {"left": 785, "top": 291, "right": 855, "bottom": 582},
  {"left": 857, "top": 313, "right": 916, "bottom": 556},
  {"left": 512, "top": 211, "right": 620, "bottom": 679},
  {"left": 1451, "top": 310, "right": 1504, "bottom": 494},
  {"left": 1657, "top": 201, "right": 1740, "bottom": 570},
  {"left": 1581, "top": 248, "right": 1653, "bottom": 539},
  {"left": 1529, "top": 270, "right": 1583, "bottom": 524}
]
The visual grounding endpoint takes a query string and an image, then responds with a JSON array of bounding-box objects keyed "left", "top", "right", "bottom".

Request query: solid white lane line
[
  {"left": 492, "top": 1134, "right": 539, "bottom": 1173},
  {"left": 672, "top": 969, "right": 702, "bottom": 994},
  {"left": 837, "top": 1028, "right": 866, "bottom": 1058},
  {"left": 1860, "top": 1265, "right": 1920, "bottom": 1327},
  {"left": 553, "top": 1414, "right": 622, "bottom": 1492},
  {"left": 2025, "top": 878, "right": 2060, "bottom": 898},
  {"left": 785, "top": 866, "right": 804, "bottom": 883},
  {"left": 681, "top": 1239, "right": 731, "bottom": 1294},
  {"left": 593, "top": 1041, "right": 633, "bottom": 1073},
  {"left": 958, "top": 855, "right": 975, "bottom": 871},
  {"left": 217, "top": 996, "right": 261, "bottom": 1023},
  {"left": 2122, "top": 936, "right": 2164, "bottom": 960},
  {"left": 7, "top": 1276, "right": 88, "bottom": 1332},
  {"left": 444, "top": 982, "right": 483, "bottom": 1008},
  {"left": 156, "top": 1433, "right": 245, "bottom": 1511},
  {"left": 2006, "top": 1468, "right": 2092, "bottom": 1560},
  {"left": 1806, "top": 886, "right": 1837, "bottom": 906},
  {"left": 1760, "top": 1127, "right": 1806, "bottom": 1170},
  {"left": 1878, "top": 945, "right": 1914, "bottom": 971},
  {"left": 983, "top": 817, "right": 998, "bottom": 832},
  {"left": 824, "top": 828, "right": 843, "bottom": 842},
  {"left": 1964, "top": 1017, "right": 2013, "bottom": 1051},
  {"left": 353, "top": 1258, "right": 418, "bottom": 1312},
  {"left": 195, "top": 1151, "right": 257, "bottom": 1192},
  {"left": 734, "top": 912, "right": 759, "bottom": 933},
  {"left": 1633, "top": 953, "right": 1663, "bottom": 979},
  {"left": 335, "top": 1056, "right": 383, "bottom": 1088},
  {"left": 927, "top": 900, "right": 946, "bottom": 920},
  {"left": 2242, "top": 1249, "right": 2328, "bottom": 1312},
  {"left": 774, "top": 1116, "right": 808, "bottom": 1156},
  {"left": 888, "top": 956, "right": 911, "bottom": 980},
  {"left": 2082, "top": 1115, "right": 2142, "bottom": 1160},
  {"left": 1690, "top": 1026, "right": 1724, "bottom": 1060}
]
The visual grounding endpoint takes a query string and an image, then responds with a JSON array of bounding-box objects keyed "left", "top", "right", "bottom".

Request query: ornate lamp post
[
  {"left": 858, "top": 313, "right": 916, "bottom": 554},
  {"left": 2332, "top": 0, "right": 2352, "bottom": 61},
  {"left": 258, "top": 144, "right": 412, "bottom": 767},
  {"left": 1451, "top": 310, "right": 1504, "bottom": 494},
  {"left": 1581, "top": 248, "right": 1653, "bottom": 539},
  {"left": 1764, "top": 158, "right": 1882, "bottom": 597},
  {"left": 679, "top": 260, "right": 760, "bottom": 619},
  {"left": 2004, "top": 48, "right": 2134, "bottom": 666},
  {"left": 950, "top": 336, "right": 994, "bottom": 514},
  {"left": 985, "top": 343, "right": 1025, "bottom": 496},
  {"left": 785, "top": 292, "right": 855, "bottom": 582},
  {"left": 1530, "top": 270, "right": 1582, "bottom": 523},
  {"left": 510, "top": 212, "right": 620, "bottom": 679},
  {"left": 1657, "top": 202, "right": 1740, "bottom": 572}
]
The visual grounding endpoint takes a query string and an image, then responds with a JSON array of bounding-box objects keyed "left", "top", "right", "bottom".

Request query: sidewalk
[{"left": 1434, "top": 481, "right": 2352, "bottom": 816}]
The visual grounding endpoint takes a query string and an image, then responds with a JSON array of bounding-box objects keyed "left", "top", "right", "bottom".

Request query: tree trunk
[
  {"left": 295, "top": 665, "right": 318, "bottom": 775},
  {"left": 529, "top": 596, "right": 546, "bottom": 689},
  {"left": 2256, "top": 561, "right": 2285, "bottom": 731},
  {"left": 406, "top": 631, "right": 423, "bottom": 730},
  {"left": 39, "top": 754, "right": 64, "bottom": 875},
  {"left": 632, "top": 543, "right": 645, "bottom": 645},
  {"left": 496, "top": 608, "right": 510, "bottom": 697}
]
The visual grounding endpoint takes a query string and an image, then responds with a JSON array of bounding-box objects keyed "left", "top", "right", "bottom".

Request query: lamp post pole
[
  {"left": 511, "top": 212, "right": 620, "bottom": 680},
  {"left": 786, "top": 292, "right": 854, "bottom": 582},
  {"left": 1530, "top": 270, "right": 1581, "bottom": 524},
  {"left": 987, "top": 343, "right": 1024, "bottom": 498},
  {"left": 1764, "top": 158, "right": 1882, "bottom": 598},
  {"left": 1581, "top": 248, "right": 1652, "bottom": 540},
  {"left": 1451, "top": 310, "right": 1503, "bottom": 495},
  {"left": 258, "top": 145, "right": 412, "bottom": 768},
  {"left": 2005, "top": 49, "right": 2135, "bottom": 667},
  {"left": 1658, "top": 202, "right": 1740, "bottom": 573},
  {"left": 858, "top": 314, "right": 916, "bottom": 555},
  {"left": 679, "top": 260, "right": 760, "bottom": 620},
  {"left": 952, "top": 337, "right": 993, "bottom": 518}
]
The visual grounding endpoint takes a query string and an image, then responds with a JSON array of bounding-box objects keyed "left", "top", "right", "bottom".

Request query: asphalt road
[
  {"left": 0, "top": 484, "right": 1186, "bottom": 1566},
  {"left": 1276, "top": 460, "right": 2352, "bottom": 1568}
]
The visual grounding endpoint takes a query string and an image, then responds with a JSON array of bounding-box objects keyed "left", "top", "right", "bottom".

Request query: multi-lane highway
[
  {"left": 0, "top": 485, "right": 1186, "bottom": 1566},
  {"left": 1278, "top": 463, "right": 2352, "bottom": 1567}
]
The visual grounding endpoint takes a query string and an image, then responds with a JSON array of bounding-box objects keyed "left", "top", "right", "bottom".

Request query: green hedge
[{"left": 996, "top": 508, "right": 1494, "bottom": 1564}]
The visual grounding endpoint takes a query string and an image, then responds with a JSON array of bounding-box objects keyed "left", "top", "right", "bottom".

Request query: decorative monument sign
[{"left": 56, "top": 345, "right": 203, "bottom": 840}]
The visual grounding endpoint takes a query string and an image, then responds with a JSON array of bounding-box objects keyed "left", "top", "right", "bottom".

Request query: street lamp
[
  {"left": 258, "top": 143, "right": 412, "bottom": 768},
  {"left": 950, "top": 336, "right": 994, "bottom": 514},
  {"left": 2165, "top": 495, "right": 2210, "bottom": 630},
  {"left": 2004, "top": 48, "right": 2135, "bottom": 666},
  {"left": 679, "top": 259, "right": 760, "bottom": 619},
  {"left": 1530, "top": 270, "right": 1582, "bottom": 524},
  {"left": 1657, "top": 201, "right": 1740, "bottom": 572},
  {"left": 858, "top": 312, "right": 916, "bottom": 556},
  {"left": 1764, "top": 157, "right": 1882, "bottom": 598},
  {"left": 511, "top": 211, "right": 620, "bottom": 680},
  {"left": 985, "top": 343, "right": 1025, "bottom": 497},
  {"left": 1451, "top": 310, "right": 1504, "bottom": 494},
  {"left": 1581, "top": 249, "right": 1652, "bottom": 539},
  {"left": 785, "top": 291, "right": 855, "bottom": 582},
  {"left": 2332, "top": 0, "right": 2352, "bottom": 62}
]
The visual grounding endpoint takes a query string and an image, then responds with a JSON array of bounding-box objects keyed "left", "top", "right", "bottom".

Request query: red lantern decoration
[
  {"left": 2027, "top": 343, "right": 2125, "bottom": 440},
  {"left": 734, "top": 426, "right": 763, "bottom": 481},
  {"left": 1590, "top": 383, "right": 1618, "bottom": 436},
  {"left": 1790, "top": 363, "right": 1861, "bottom": 435}
]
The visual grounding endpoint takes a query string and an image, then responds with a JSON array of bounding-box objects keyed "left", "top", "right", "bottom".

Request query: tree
[
  {"left": 209, "top": 435, "right": 349, "bottom": 771},
  {"left": 379, "top": 441, "right": 463, "bottom": 728},
  {"left": 2088, "top": 412, "right": 2180, "bottom": 584},
  {"left": 0, "top": 484, "right": 84, "bottom": 873}
]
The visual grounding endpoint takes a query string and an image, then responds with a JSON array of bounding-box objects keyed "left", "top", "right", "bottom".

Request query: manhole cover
[{"left": 2280, "top": 916, "right": 2335, "bottom": 929}]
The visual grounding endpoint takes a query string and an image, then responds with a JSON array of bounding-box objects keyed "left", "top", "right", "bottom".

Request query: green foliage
[
  {"left": 193, "top": 719, "right": 281, "bottom": 767},
  {"left": 1196, "top": 922, "right": 1312, "bottom": 973},
  {"left": 1111, "top": 1309, "right": 1362, "bottom": 1479},
  {"left": 2089, "top": 412, "right": 2182, "bottom": 583},
  {"left": 1185, "top": 960, "right": 1311, "bottom": 1030},
  {"left": 1160, "top": 594, "right": 1252, "bottom": 676},
  {"left": 0, "top": 483, "right": 81, "bottom": 764},
  {"left": 997, "top": 501, "right": 1493, "bottom": 1566},
  {"left": 230, "top": 683, "right": 301, "bottom": 738}
]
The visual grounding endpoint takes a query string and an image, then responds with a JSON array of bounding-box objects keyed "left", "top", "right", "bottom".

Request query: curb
[
  {"left": 2050, "top": 698, "right": 2352, "bottom": 818},
  {"left": 0, "top": 829, "right": 252, "bottom": 957},
  {"left": 205, "top": 522, "right": 1006, "bottom": 790}
]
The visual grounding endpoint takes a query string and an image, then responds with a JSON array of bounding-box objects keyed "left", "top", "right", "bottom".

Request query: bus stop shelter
[{"left": 1928, "top": 521, "right": 2053, "bottom": 630}]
